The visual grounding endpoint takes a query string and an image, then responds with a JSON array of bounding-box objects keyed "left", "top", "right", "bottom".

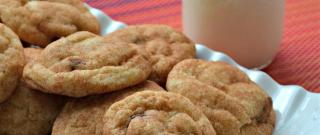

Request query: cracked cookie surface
[
  {"left": 52, "top": 81, "right": 164, "bottom": 135},
  {"left": 166, "top": 59, "right": 275, "bottom": 135},
  {"left": 0, "top": 23, "right": 24, "bottom": 103},
  {"left": 23, "top": 31, "right": 152, "bottom": 97},
  {"left": 105, "top": 25, "right": 195, "bottom": 85},
  {"left": 0, "top": 1, "right": 99, "bottom": 47},
  {"left": 103, "top": 91, "right": 216, "bottom": 135}
]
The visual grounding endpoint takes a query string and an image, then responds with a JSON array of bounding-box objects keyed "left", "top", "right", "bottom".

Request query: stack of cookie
[
  {"left": 0, "top": 1, "right": 275, "bottom": 135},
  {"left": 0, "top": 0, "right": 99, "bottom": 134}
]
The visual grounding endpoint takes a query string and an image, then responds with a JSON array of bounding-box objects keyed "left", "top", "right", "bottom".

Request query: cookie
[
  {"left": 0, "top": 1, "right": 99, "bottom": 47},
  {"left": 0, "top": 82, "right": 66, "bottom": 135},
  {"left": 52, "top": 81, "right": 164, "bottom": 135},
  {"left": 0, "top": 47, "right": 65, "bottom": 135},
  {"left": 105, "top": 25, "right": 196, "bottom": 85},
  {"left": 0, "top": 23, "right": 24, "bottom": 103},
  {"left": 23, "top": 31, "right": 152, "bottom": 97},
  {"left": 0, "top": 0, "right": 87, "bottom": 15},
  {"left": 37, "top": 0, "right": 88, "bottom": 12},
  {"left": 24, "top": 47, "right": 42, "bottom": 63},
  {"left": 103, "top": 91, "right": 216, "bottom": 135},
  {"left": 0, "top": 0, "right": 21, "bottom": 18},
  {"left": 166, "top": 59, "right": 275, "bottom": 135}
]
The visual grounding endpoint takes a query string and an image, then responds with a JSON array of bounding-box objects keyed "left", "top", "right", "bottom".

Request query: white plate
[{"left": 87, "top": 5, "right": 320, "bottom": 135}]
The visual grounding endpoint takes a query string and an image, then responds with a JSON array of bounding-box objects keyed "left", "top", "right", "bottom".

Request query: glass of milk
[{"left": 183, "top": 0, "right": 284, "bottom": 69}]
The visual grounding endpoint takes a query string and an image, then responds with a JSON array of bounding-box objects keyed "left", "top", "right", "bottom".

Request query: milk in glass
[{"left": 183, "top": 0, "right": 284, "bottom": 68}]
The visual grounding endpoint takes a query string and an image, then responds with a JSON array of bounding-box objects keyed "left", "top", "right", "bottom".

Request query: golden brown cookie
[
  {"left": 52, "top": 81, "right": 164, "bottom": 135},
  {"left": 105, "top": 25, "right": 196, "bottom": 85},
  {"left": 0, "top": 0, "right": 87, "bottom": 13},
  {"left": 23, "top": 31, "right": 152, "bottom": 97},
  {"left": 166, "top": 59, "right": 275, "bottom": 135},
  {"left": 37, "top": 0, "right": 88, "bottom": 12},
  {"left": 0, "top": 1, "right": 99, "bottom": 47},
  {"left": 0, "top": 47, "right": 65, "bottom": 135},
  {"left": 103, "top": 91, "right": 216, "bottom": 135},
  {"left": 0, "top": 82, "right": 66, "bottom": 135},
  {"left": 0, "top": 23, "right": 24, "bottom": 103}
]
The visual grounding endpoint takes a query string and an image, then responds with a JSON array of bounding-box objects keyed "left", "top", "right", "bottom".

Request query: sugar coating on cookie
[
  {"left": 0, "top": 48, "right": 65, "bottom": 135},
  {"left": 0, "top": 23, "right": 24, "bottom": 103},
  {"left": 166, "top": 59, "right": 275, "bottom": 135},
  {"left": 0, "top": 0, "right": 22, "bottom": 17},
  {"left": 24, "top": 47, "right": 42, "bottom": 63},
  {"left": 0, "top": 1, "right": 99, "bottom": 47},
  {"left": 23, "top": 31, "right": 152, "bottom": 97},
  {"left": 105, "top": 25, "right": 196, "bottom": 85},
  {"left": 0, "top": 83, "right": 66, "bottom": 135},
  {"left": 103, "top": 91, "right": 216, "bottom": 135},
  {"left": 52, "top": 81, "right": 164, "bottom": 135}
]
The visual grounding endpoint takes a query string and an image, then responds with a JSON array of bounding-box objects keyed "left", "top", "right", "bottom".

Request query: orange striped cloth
[{"left": 86, "top": 0, "right": 320, "bottom": 92}]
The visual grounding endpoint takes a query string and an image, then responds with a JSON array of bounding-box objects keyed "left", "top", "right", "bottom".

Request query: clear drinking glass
[{"left": 183, "top": 0, "right": 285, "bottom": 69}]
